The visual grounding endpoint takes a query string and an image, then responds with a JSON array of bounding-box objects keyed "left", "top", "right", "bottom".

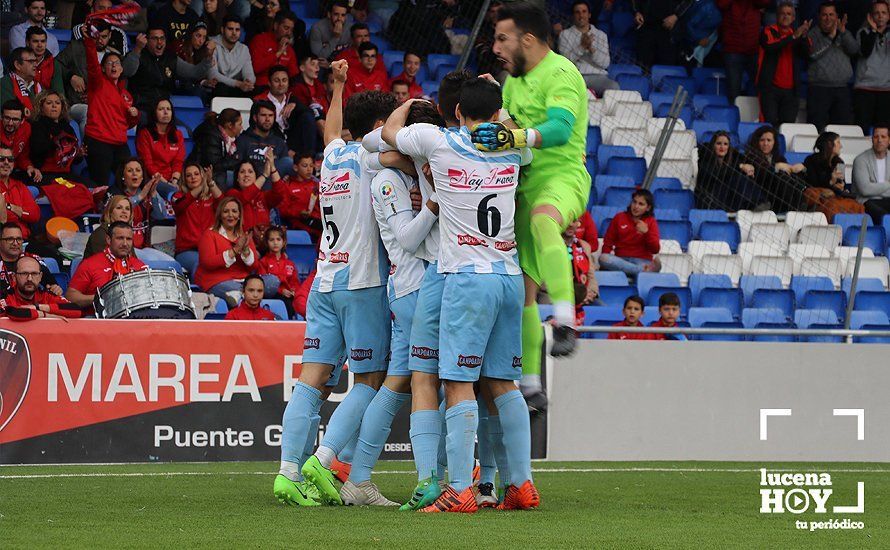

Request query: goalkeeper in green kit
[{"left": 472, "top": 1, "right": 590, "bottom": 404}]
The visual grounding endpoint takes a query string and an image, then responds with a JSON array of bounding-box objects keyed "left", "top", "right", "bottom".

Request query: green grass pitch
[{"left": 2, "top": 461, "right": 888, "bottom": 548}]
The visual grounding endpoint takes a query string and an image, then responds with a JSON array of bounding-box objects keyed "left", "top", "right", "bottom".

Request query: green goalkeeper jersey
[{"left": 502, "top": 50, "right": 590, "bottom": 199}]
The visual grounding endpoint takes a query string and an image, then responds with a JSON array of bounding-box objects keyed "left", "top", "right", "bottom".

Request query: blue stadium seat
[
  {"left": 648, "top": 92, "right": 675, "bottom": 113},
  {"left": 853, "top": 290, "right": 890, "bottom": 317},
  {"left": 692, "top": 93, "right": 729, "bottom": 114},
  {"left": 651, "top": 65, "right": 687, "bottom": 86},
  {"left": 41, "top": 257, "right": 60, "bottom": 273},
  {"left": 598, "top": 145, "right": 636, "bottom": 170},
  {"left": 751, "top": 288, "right": 794, "bottom": 319},
  {"left": 850, "top": 310, "right": 890, "bottom": 328},
  {"left": 370, "top": 34, "right": 391, "bottom": 51},
  {"left": 607, "top": 63, "right": 642, "bottom": 80},
  {"left": 752, "top": 322, "right": 797, "bottom": 342},
  {"left": 171, "top": 95, "right": 204, "bottom": 110},
  {"left": 28, "top": 185, "right": 39, "bottom": 199},
  {"left": 655, "top": 103, "right": 693, "bottom": 127},
  {"left": 426, "top": 54, "right": 460, "bottom": 76},
  {"left": 834, "top": 212, "right": 871, "bottom": 236},
  {"left": 48, "top": 28, "right": 72, "bottom": 45},
  {"left": 653, "top": 189, "right": 694, "bottom": 216},
  {"left": 70, "top": 256, "right": 82, "bottom": 276},
  {"left": 883, "top": 215, "right": 890, "bottom": 242},
  {"left": 697, "top": 321, "right": 745, "bottom": 341},
  {"left": 740, "top": 275, "right": 783, "bottom": 306},
  {"left": 603, "top": 186, "right": 636, "bottom": 208},
  {"left": 637, "top": 272, "right": 681, "bottom": 302},
  {"left": 595, "top": 271, "right": 631, "bottom": 286},
  {"left": 649, "top": 177, "right": 683, "bottom": 192},
  {"left": 589, "top": 205, "right": 621, "bottom": 230},
  {"left": 738, "top": 122, "right": 767, "bottom": 146},
  {"left": 421, "top": 80, "right": 439, "bottom": 96},
  {"left": 843, "top": 226, "right": 886, "bottom": 256},
  {"left": 697, "top": 287, "right": 743, "bottom": 319},
  {"left": 803, "top": 289, "right": 847, "bottom": 321},
  {"left": 791, "top": 275, "right": 835, "bottom": 304},
  {"left": 205, "top": 313, "right": 227, "bottom": 320},
  {"left": 657, "top": 220, "right": 691, "bottom": 249},
  {"left": 610, "top": 12, "right": 637, "bottom": 37},
  {"left": 176, "top": 110, "right": 205, "bottom": 133},
  {"left": 594, "top": 174, "right": 635, "bottom": 202},
  {"left": 843, "top": 277, "right": 887, "bottom": 299},
  {"left": 214, "top": 299, "right": 229, "bottom": 313},
  {"left": 286, "top": 229, "right": 313, "bottom": 245},
  {"left": 606, "top": 157, "right": 647, "bottom": 183},
  {"left": 689, "top": 273, "right": 732, "bottom": 304},
  {"left": 784, "top": 152, "right": 808, "bottom": 165},
  {"left": 587, "top": 126, "right": 602, "bottom": 154},
  {"left": 794, "top": 309, "right": 840, "bottom": 328},
  {"left": 598, "top": 285, "right": 637, "bottom": 306},
  {"left": 658, "top": 76, "right": 696, "bottom": 95},
  {"left": 434, "top": 63, "right": 458, "bottom": 81},
  {"left": 692, "top": 67, "right": 728, "bottom": 95},
  {"left": 52, "top": 272, "right": 69, "bottom": 293},
  {"left": 600, "top": 216, "right": 613, "bottom": 234},
  {"left": 688, "top": 307, "right": 733, "bottom": 327},
  {"left": 702, "top": 105, "right": 741, "bottom": 133},
  {"left": 261, "top": 299, "right": 289, "bottom": 320},
  {"left": 646, "top": 286, "right": 692, "bottom": 316},
  {"left": 855, "top": 327, "right": 890, "bottom": 343},
  {"left": 692, "top": 120, "right": 732, "bottom": 143},
  {"left": 383, "top": 51, "right": 405, "bottom": 73},
  {"left": 586, "top": 155, "right": 597, "bottom": 178},
  {"left": 689, "top": 209, "right": 729, "bottom": 237},
  {"left": 698, "top": 221, "right": 741, "bottom": 251},
  {"left": 802, "top": 323, "right": 845, "bottom": 343},
  {"left": 741, "top": 308, "right": 787, "bottom": 328},
  {"left": 615, "top": 74, "right": 651, "bottom": 100},
  {"left": 654, "top": 208, "right": 683, "bottom": 221},
  {"left": 287, "top": 242, "right": 317, "bottom": 275},
  {"left": 582, "top": 305, "right": 624, "bottom": 324}
]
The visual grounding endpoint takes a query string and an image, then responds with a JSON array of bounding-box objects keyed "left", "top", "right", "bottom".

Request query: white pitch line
[{"left": 2, "top": 467, "right": 890, "bottom": 479}]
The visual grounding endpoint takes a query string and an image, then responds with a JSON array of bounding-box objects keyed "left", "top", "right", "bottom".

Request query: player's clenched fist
[
  {"left": 331, "top": 60, "right": 348, "bottom": 83},
  {"left": 471, "top": 122, "right": 527, "bottom": 151}
]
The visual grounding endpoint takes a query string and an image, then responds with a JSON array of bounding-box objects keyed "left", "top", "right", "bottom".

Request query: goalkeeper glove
[{"left": 471, "top": 122, "right": 528, "bottom": 152}]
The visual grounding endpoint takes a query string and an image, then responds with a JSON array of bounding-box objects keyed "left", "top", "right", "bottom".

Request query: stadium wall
[{"left": 547, "top": 340, "right": 890, "bottom": 462}]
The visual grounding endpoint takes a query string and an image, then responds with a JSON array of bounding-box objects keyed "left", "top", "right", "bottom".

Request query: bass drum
[{"left": 95, "top": 269, "right": 196, "bottom": 319}]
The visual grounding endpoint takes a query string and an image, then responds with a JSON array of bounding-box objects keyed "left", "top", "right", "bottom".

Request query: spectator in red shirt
[
  {"left": 387, "top": 51, "right": 425, "bottom": 99},
  {"left": 65, "top": 221, "right": 148, "bottom": 309},
  {"left": 608, "top": 295, "right": 660, "bottom": 340},
  {"left": 391, "top": 79, "right": 411, "bottom": 105},
  {"left": 194, "top": 195, "right": 280, "bottom": 300},
  {"left": 292, "top": 54, "right": 328, "bottom": 139},
  {"left": 2, "top": 256, "right": 83, "bottom": 320},
  {"left": 172, "top": 162, "right": 223, "bottom": 274},
  {"left": 136, "top": 98, "right": 186, "bottom": 184},
  {"left": 82, "top": 30, "right": 139, "bottom": 187},
  {"left": 273, "top": 151, "right": 321, "bottom": 239},
  {"left": 0, "top": 222, "right": 61, "bottom": 297},
  {"left": 344, "top": 42, "right": 389, "bottom": 101},
  {"left": 574, "top": 210, "right": 598, "bottom": 247},
  {"left": 716, "top": 0, "right": 770, "bottom": 102},
  {"left": 1, "top": 100, "right": 35, "bottom": 176},
  {"left": 564, "top": 218, "right": 599, "bottom": 325},
  {"left": 28, "top": 91, "right": 82, "bottom": 180},
  {"left": 649, "top": 292, "right": 686, "bottom": 340},
  {"left": 27, "top": 26, "right": 61, "bottom": 93},
  {"left": 225, "top": 156, "right": 279, "bottom": 246},
  {"left": 756, "top": 3, "right": 811, "bottom": 127},
  {"left": 599, "top": 189, "right": 660, "bottom": 278},
  {"left": 0, "top": 147, "right": 40, "bottom": 239},
  {"left": 224, "top": 273, "right": 277, "bottom": 320},
  {"left": 257, "top": 226, "right": 298, "bottom": 317},
  {"left": 293, "top": 268, "right": 314, "bottom": 318},
  {"left": 249, "top": 10, "right": 300, "bottom": 87},
  {"left": 334, "top": 23, "right": 388, "bottom": 82}
]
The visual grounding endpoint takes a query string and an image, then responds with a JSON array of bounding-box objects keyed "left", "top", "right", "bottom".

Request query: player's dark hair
[
  {"left": 817, "top": 1, "right": 837, "bottom": 14},
  {"left": 146, "top": 23, "right": 168, "bottom": 35},
  {"left": 344, "top": 90, "right": 397, "bottom": 139},
  {"left": 629, "top": 189, "right": 655, "bottom": 219},
  {"left": 497, "top": 1, "right": 551, "bottom": 43},
  {"left": 624, "top": 295, "right": 645, "bottom": 310},
  {"left": 9, "top": 48, "right": 28, "bottom": 68},
  {"left": 659, "top": 292, "right": 681, "bottom": 308},
  {"left": 571, "top": 0, "right": 590, "bottom": 11},
  {"left": 407, "top": 101, "right": 444, "bottom": 126},
  {"left": 108, "top": 220, "right": 133, "bottom": 236},
  {"left": 242, "top": 273, "right": 265, "bottom": 290},
  {"left": 438, "top": 70, "right": 473, "bottom": 126},
  {"left": 458, "top": 78, "right": 502, "bottom": 122},
  {"left": 873, "top": 124, "right": 889, "bottom": 135}
]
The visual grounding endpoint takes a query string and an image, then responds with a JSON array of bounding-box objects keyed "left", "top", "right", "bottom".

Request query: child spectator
[
  {"left": 136, "top": 98, "right": 186, "bottom": 185},
  {"left": 387, "top": 51, "right": 425, "bottom": 99},
  {"left": 564, "top": 218, "right": 598, "bottom": 326},
  {"left": 84, "top": 195, "right": 137, "bottom": 258},
  {"left": 225, "top": 157, "right": 279, "bottom": 246},
  {"left": 599, "top": 189, "right": 661, "bottom": 278},
  {"left": 28, "top": 91, "right": 83, "bottom": 179},
  {"left": 574, "top": 210, "right": 598, "bottom": 245},
  {"left": 257, "top": 226, "right": 298, "bottom": 317},
  {"left": 609, "top": 295, "right": 660, "bottom": 340},
  {"left": 172, "top": 162, "right": 223, "bottom": 274},
  {"left": 224, "top": 274, "right": 277, "bottom": 320},
  {"left": 649, "top": 292, "right": 686, "bottom": 340},
  {"left": 273, "top": 151, "right": 321, "bottom": 239},
  {"left": 194, "top": 195, "right": 280, "bottom": 301},
  {"left": 0, "top": 146, "right": 39, "bottom": 239},
  {"left": 188, "top": 108, "right": 244, "bottom": 188}
]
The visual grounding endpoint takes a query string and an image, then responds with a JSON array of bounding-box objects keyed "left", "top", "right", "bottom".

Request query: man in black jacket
[{"left": 633, "top": 0, "right": 682, "bottom": 68}]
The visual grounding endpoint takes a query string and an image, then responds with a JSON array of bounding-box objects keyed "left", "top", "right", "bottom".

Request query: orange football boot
[
  {"left": 330, "top": 458, "right": 351, "bottom": 484},
  {"left": 420, "top": 485, "right": 479, "bottom": 513},
  {"left": 498, "top": 480, "right": 541, "bottom": 510}
]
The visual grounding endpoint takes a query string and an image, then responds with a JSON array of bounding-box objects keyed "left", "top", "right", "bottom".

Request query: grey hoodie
[
  {"left": 855, "top": 27, "right": 890, "bottom": 90},
  {"left": 806, "top": 27, "right": 858, "bottom": 87}
]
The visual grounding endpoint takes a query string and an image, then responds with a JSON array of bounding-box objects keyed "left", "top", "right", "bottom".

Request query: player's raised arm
[
  {"left": 323, "top": 60, "right": 349, "bottom": 146},
  {"left": 471, "top": 103, "right": 577, "bottom": 151}
]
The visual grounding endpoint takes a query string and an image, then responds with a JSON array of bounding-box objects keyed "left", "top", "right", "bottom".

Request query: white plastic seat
[
  {"left": 613, "top": 101, "right": 653, "bottom": 121},
  {"left": 825, "top": 124, "right": 864, "bottom": 138},
  {"left": 603, "top": 90, "right": 643, "bottom": 115},
  {"left": 779, "top": 122, "right": 818, "bottom": 144},
  {"left": 662, "top": 130, "right": 697, "bottom": 159},
  {"left": 833, "top": 246, "right": 875, "bottom": 270},
  {"left": 748, "top": 222, "right": 791, "bottom": 250},
  {"left": 736, "top": 210, "right": 779, "bottom": 242},
  {"left": 150, "top": 225, "right": 176, "bottom": 245},
  {"left": 790, "top": 134, "right": 819, "bottom": 153},
  {"left": 659, "top": 239, "right": 683, "bottom": 254},
  {"left": 688, "top": 240, "right": 732, "bottom": 268},
  {"left": 600, "top": 115, "right": 647, "bottom": 143},
  {"left": 609, "top": 127, "right": 649, "bottom": 156},
  {"left": 798, "top": 257, "right": 845, "bottom": 288},
  {"left": 843, "top": 136, "right": 873, "bottom": 158},
  {"left": 655, "top": 158, "right": 697, "bottom": 188},
  {"left": 846, "top": 257, "right": 890, "bottom": 288},
  {"left": 734, "top": 96, "right": 760, "bottom": 123},
  {"left": 700, "top": 254, "right": 743, "bottom": 285},
  {"left": 657, "top": 253, "right": 693, "bottom": 285},
  {"left": 797, "top": 224, "right": 842, "bottom": 249},
  {"left": 646, "top": 117, "right": 687, "bottom": 145},
  {"left": 748, "top": 255, "right": 794, "bottom": 286},
  {"left": 210, "top": 97, "right": 252, "bottom": 129},
  {"left": 788, "top": 243, "right": 830, "bottom": 271},
  {"left": 589, "top": 98, "right": 605, "bottom": 126},
  {"left": 785, "top": 211, "right": 827, "bottom": 239},
  {"left": 738, "top": 242, "right": 785, "bottom": 270}
]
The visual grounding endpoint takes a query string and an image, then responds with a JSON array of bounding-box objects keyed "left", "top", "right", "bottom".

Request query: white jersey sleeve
[
  {"left": 371, "top": 168, "right": 427, "bottom": 300},
  {"left": 314, "top": 139, "right": 388, "bottom": 292},
  {"left": 395, "top": 124, "right": 445, "bottom": 262}
]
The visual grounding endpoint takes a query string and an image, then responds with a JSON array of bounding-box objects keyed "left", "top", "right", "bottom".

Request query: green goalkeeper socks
[
  {"left": 530, "top": 213, "right": 574, "bottom": 325},
  {"left": 521, "top": 304, "right": 543, "bottom": 382}
]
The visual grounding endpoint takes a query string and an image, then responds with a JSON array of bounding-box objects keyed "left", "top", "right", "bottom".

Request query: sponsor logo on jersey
[
  {"left": 447, "top": 166, "right": 517, "bottom": 190},
  {"left": 411, "top": 346, "right": 439, "bottom": 360},
  {"left": 457, "top": 354, "right": 483, "bottom": 368},
  {"left": 380, "top": 182, "right": 394, "bottom": 197},
  {"left": 329, "top": 251, "right": 349, "bottom": 263},
  {"left": 351, "top": 348, "right": 373, "bottom": 361},
  {"left": 512, "top": 356, "right": 522, "bottom": 368},
  {"left": 457, "top": 234, "right": 488, "bottom": 247},
  {"left": 495, "top": 240, "right": 517, "bottom": 251},
  {"left": 304, "top": 337, "right": 320, "bottom": 349},
  {"left": 320, "top": 172, "right": 351, "bottom": 196}
]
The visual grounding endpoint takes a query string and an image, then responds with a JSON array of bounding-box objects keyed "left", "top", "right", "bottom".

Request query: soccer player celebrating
[
  {"left": 383, "top": 78, "right": 539, "bottom": 513},
  {"left": 273, "top": 60, "right": 396, "bottom": 507},
  {"left": 472, "top": 2, "right": 591, "bottom": 402},
  {"left": 339, "top": 102, "right": 444, "bottom": 506}
]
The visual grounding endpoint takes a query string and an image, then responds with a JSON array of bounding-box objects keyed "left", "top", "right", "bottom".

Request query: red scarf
[
  {"left": 84, "top": 3, "right": 141, "bottom": 37},
  {"left": 10, "top": 73, "right": 40, "bottom": 111},
  {"left": 104, "top": 247, "right": 137, "bottom": 276}
]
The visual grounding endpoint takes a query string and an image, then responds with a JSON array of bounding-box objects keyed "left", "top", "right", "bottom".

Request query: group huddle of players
[{"left": 272, "top": 2, "right": 590, "bottom": 513}]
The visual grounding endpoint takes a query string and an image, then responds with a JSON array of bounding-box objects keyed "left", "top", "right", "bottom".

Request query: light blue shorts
[
  {"left": 303, "top": 286, "right": 391, "bottom": 386},
  {"left": 407, "top": 263, "right": 445, "bottom": 375},
  {"left": 388, "top": 290, "right": 418, "bottom": 377},
  {"left": 439, "top": 272, "right": 524, "bottom": 383}
]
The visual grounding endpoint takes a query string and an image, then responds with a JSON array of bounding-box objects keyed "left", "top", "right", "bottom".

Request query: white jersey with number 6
[
  {"left": 395, "top": 124, "right": 532, "bottom": 275},
  {"left": 314, "top": 138, "right": 388, "bottom": 292}
]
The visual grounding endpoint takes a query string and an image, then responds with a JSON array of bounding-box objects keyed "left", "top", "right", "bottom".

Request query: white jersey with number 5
[
  {"left": 395, "top": 124, "right": 532, "bottom": 275},
  {"left": 314, "top": 138, "right": 388, "bottom": 292}
]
